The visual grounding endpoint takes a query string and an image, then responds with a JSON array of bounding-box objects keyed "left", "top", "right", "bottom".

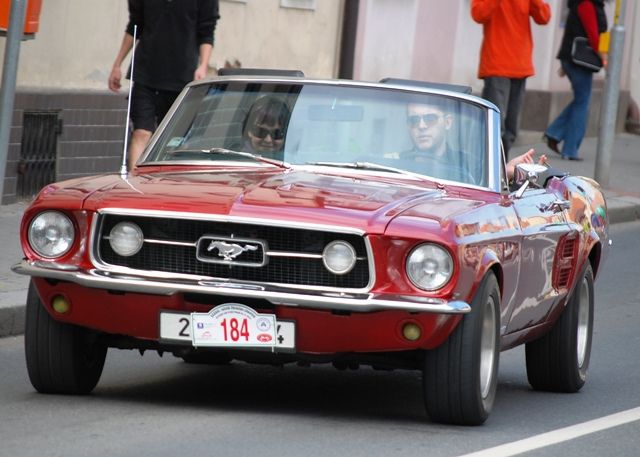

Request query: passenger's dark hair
[{"left": 243, "top": 96, "right": 291, "bottom": 138}]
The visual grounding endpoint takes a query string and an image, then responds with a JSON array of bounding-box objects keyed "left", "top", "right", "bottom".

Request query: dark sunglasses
[
  {"left": 407, "top": 113, "right": 442, "bottom": 127},
  {"left": 250, "top": 125, "right": 286, "bottom": 140}
]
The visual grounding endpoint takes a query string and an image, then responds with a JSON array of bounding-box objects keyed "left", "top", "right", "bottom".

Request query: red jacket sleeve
[
  {"left": 529, "top": 0, "right": 551, "bottom": 25},
  {"left": 577, "top": 1, "right": 600, "bottom": 50},
  {"left": 471, "top": 0, "right": 501, "bottom": 23}
]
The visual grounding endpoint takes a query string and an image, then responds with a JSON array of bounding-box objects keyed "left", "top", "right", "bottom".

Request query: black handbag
[{"left": 571, "top": 37, "right": 603, "bottom": 72}]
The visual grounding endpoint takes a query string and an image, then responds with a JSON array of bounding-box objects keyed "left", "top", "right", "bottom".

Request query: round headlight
[
  {"left": 322, "top": 240, "right": 357, "bottom": 275},
  {"left": 108, "top": 222, "right": 144, "bottom": 256},
  {"left": 28, "top": 211, "right": 75, "bottom": 258},
  {"left": 406, "top": 243, "right": 453, "bottom": 291}
]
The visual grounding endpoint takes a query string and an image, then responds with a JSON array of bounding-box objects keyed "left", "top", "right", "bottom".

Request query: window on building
[{"left": 280, "top": 0, "right": 316, "bottom": 11}]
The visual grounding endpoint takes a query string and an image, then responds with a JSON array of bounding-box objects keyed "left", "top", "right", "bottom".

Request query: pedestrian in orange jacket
[{"left": 472, "top": 0, "right": 551, "bottom": 158}]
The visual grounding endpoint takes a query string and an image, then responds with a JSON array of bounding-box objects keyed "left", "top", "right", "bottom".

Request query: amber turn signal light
[
  {"left": 51, "top": 295, "right": 70, "bottom": 314},
  {"left": 402, "top": 323, "right": 421, "bottom": 341}
]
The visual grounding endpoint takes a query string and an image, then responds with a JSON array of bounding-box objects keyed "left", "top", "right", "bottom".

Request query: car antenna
[{"left": 119, "top": 25, "right": 137, "bottom": 177}]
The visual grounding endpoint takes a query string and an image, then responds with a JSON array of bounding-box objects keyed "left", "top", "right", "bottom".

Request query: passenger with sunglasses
[
  {"left": 404, "top": 100, "right": 544, "bottom": 182},
  {"left": 242, "top": 96, "right": 291, "bottom": 158}
]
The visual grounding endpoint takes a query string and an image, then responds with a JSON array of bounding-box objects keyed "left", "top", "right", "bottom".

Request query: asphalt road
[{"left": 1, "top": 220, "right": 639, "bottom": 457}]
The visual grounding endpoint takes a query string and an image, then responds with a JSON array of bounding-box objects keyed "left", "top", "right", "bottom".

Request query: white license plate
[{"left": 160, "top": 304, "right": 295, "bottom": 351}]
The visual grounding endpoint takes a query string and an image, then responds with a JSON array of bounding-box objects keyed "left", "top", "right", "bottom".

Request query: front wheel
[
  {"left": 24, "top": 281, "right": 107, "bottom": 394},
  {"left": 525, "top": 264, "right": 594, "bottom": 392},
  {"left": 423, "top": 272, "right": 500, "bottom": 425}
]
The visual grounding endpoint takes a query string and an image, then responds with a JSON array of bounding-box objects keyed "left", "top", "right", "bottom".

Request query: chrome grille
[{"left": 95, "top": 214, "right": 370, "bottom": 289}]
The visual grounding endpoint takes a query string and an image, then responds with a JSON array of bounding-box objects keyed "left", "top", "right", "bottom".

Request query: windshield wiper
[
  {"left": 306, "top": 161, "right": 420, "bottom": 178},
  {"left": 165, "top": 147, "right": 290, "bottom": 169}
]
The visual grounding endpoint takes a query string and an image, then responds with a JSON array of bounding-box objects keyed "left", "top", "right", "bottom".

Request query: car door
[{"left": 505, "top": 187, "right": 571, "bottom": 334}]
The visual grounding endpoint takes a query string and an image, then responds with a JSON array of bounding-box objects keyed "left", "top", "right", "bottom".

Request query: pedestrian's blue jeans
[{"left": 545, "top": 60, "right": 594, "bottom": 159}]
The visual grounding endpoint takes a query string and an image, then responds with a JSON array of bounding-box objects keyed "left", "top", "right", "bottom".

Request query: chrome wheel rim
[
  {"left": 480, "top": 296, "right": 497, "bottom": 398},
  {"left": 576, "top": 277, "right": 591, "bottom": 368}
]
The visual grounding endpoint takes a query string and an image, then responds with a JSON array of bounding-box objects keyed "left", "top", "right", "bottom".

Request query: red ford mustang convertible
[{"left": 13, "top": 73, "right": 610, "bottom": 424}]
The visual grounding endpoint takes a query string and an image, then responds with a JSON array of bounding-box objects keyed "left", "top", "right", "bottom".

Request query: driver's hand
[{"left": 506, "top": 149, "right": 547, "bottom": 180}]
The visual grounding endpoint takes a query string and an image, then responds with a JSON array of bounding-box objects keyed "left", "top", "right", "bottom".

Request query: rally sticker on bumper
[{"left": 160, "top": 304, "right": 295, "bottom": 351}]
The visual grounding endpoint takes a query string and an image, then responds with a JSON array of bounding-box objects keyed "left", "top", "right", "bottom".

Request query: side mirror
[{"left": 513, "top": 163, "right": 548, "bottom": 198}]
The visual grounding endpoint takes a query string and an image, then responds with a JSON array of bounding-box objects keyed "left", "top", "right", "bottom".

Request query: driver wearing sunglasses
[
  {"left": 403, "top": 99, "right": 544, "bottom": 182},
  {"left": 243, "top": 96, "right": 291, "bottom": 157},
  {"left": 406, "top": 102, "right": 453, "bottom": 159},
  {"left": 400, "top": 99, "right": 473, "bottom": 182}
]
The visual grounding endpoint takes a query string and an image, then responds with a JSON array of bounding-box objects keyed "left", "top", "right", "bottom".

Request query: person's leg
[
  {"left": 545, "top": 61, "right": 577, "bottom": 151},
  {"left": 502, "top": 78, "right": 526, "bottom": 155},
  {"left": 545, "top": 102, "right": 571, "bottom": 143},
  {"left": 482, "top": 77, "right": 510, "bottom": 158},
  {"left": 155, "top": 89, "right": 181, "bottom": 125},
  {"left": 128, "top": 129, "right": 152, "bottom": 169},
  {"left": 129, "top": 83, "right": 158, "bottom": 169},
  {"left": 559, "top": 61, "right": 593, "bottom": 159}
]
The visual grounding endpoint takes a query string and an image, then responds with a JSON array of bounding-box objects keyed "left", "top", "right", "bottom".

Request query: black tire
[
  {"left": 423, "top": 272, "right": 500, "bottom": 425},
  {"left": 526, "top": 264, "right": 594, "bottom": 392},
  {"left": 24, "top": 281, "right": 107, "bottom": 394}
]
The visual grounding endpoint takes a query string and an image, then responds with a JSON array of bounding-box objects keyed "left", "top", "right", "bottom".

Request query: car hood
[{"left": 72, "top": 168, "right": 482, "bottom": 234}]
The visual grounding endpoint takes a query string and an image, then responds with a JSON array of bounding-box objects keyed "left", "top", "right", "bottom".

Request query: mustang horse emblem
[{"left": 207, "top": 240, "right": 258, "bottom": 261}]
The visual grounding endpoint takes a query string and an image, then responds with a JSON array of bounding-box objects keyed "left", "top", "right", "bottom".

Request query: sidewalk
[
  {"left": 2, "top": 133, "right": 640, "bottom": 338},
  {"left": 512, "top": 132, "right": 640, "bottom": 223},
  {"left": 0, "top": 201, "right": 28, "bottom": 337}
]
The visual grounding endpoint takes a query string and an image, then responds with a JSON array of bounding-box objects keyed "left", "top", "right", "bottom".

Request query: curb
[
  {"left": 607, "top": 197, "right": 640, "bottom": 224},
  {"left": 0, "top": 304, "right": 26, "bottom": 338}
]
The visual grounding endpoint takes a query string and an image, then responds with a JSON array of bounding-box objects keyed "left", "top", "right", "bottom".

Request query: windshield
[{"left": 146, "top": 81, "right": 489, "bottom": 187}]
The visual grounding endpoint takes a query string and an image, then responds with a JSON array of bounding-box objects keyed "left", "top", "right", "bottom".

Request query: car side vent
[
  {"left": 556, "top": 267, "right": 572, "bottom": 289},
  {"left": 553, "top": 235, "right": 577, "bottom": 290},
  {"left": 562, "top": 237, "right": 576, "bottom": 258}
]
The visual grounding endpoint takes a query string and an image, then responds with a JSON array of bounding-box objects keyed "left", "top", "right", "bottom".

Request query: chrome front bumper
[{"left": 12, "top": 260, "right": 470, "bottom": 314}]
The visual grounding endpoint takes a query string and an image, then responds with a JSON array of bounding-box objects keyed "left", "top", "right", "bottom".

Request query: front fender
[{"left": 459, "top": 245, "right": 502, "bottom": 308}]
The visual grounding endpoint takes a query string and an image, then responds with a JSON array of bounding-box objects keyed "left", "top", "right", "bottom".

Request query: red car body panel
[
  {"left": 31, "top": 277, "right": 462, "bottom": 353},
  {"left": 19, "top": 164, "right": 608, "bottom": 355},
  {"left": 13, "top": 78, "right": 613, "bottom": 425}
]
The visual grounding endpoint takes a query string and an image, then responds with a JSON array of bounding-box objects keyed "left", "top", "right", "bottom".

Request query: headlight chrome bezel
[
  {"left": 108, "top": 222, "right": 144, "bottom": 257},
  {"left": 406, "top": 242, "right": 454, "bottom": 291},
  {"left": 27, "top": 211, "right": 76, "bottom": 259},
  {"left": 322, "top": 240, "right": 357, "bottom": 275}
]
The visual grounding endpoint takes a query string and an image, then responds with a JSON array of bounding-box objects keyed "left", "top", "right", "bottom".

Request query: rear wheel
[
  {"left": 24, "top": 281, "right": 107, "bottom": 394},
  {"left": 423, "top": 272, "right": 500, "bottom": 425},
  {"left": 526, "top": 264, "right": 594, "bottom": 392}
]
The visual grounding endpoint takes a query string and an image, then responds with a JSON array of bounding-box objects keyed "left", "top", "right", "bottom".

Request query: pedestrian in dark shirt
[
  {"left": 108, "top": 0, "right": 220, "bottom": 169},
  {"left": 544, "top": 0, "right": 608, "bottom": 161}
]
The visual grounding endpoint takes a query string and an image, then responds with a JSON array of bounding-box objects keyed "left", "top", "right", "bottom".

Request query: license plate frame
[{"left": 160, "top": 305, "right": 296, "bottom": 352}]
